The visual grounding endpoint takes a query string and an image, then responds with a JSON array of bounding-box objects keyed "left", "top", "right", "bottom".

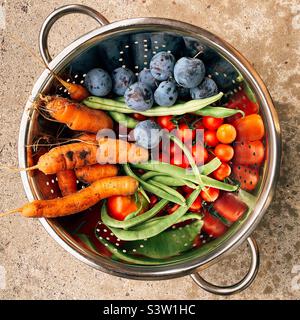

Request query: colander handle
[
  {"left": 191, "top": 236, "right": 259, "bottom": 295},
  {"left": 39, "top": 4, "right": 109, "bottom": 64}
]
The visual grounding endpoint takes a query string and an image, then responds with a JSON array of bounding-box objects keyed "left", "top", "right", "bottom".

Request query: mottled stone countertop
[{"left": 0, "top": 0, "right": 299, "bottom": 300}]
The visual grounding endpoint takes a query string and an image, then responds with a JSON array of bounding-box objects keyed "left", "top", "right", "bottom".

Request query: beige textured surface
[{"left": 0, "top": 0, "right": 299, "bottom": 300}]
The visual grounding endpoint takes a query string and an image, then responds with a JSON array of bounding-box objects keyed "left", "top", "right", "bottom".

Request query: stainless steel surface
[
  {"left": 18, "top": 4, "right": 281, "bottom": 294},
  {"left": 191, "top": 237, "right": 260, "bottom": 295},
  {"left": 39, "top": 4, "right": 109, "bottom": 64}
]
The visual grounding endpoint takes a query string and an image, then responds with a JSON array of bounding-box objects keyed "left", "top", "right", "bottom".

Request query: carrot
[
  {"left": 35, "top": 142, "right": 98, "bottom": 174},
  {"left": 45, "top": 97, "right": 113, "bottom": 133},
  {"left": 75, "top": 164, "right": 118, "bottom": 184},
  {"left": 57, "top": 170, "right": 78, "bottom": 196},
  {"left": 57, "top": 79, "right": 89, "bottom": 101},
  {"left": 1, "top": 176, "right": 138, "bottom": 218},
  {"left": 97, "top": 137, "right": 149, "bottom": 164},
  {"left": 27, "top": 139, "right": 148, "bottom": 174}
]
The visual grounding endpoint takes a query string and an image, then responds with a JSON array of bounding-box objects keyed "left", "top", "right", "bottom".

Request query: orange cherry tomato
[
  {"left": 107, "top": 195, "right": 138, "bottom": 221},
  {"left": 203, "top": 116, "right": 224, "bottom": 131},
  {"left": 214, "top": 144, "right": 234, "bottom": 162},
  {"left": 204, "top": 130, "right": 219, "bottom": 147},
  {"left": 212, "top": 163, "right": 231, "bottom": 181},
  {"left": 216, "top": 124, "right": 237, "bottom": 144},
  {"left": 200, "top": 187, "right": 220, "bottom": 202}
]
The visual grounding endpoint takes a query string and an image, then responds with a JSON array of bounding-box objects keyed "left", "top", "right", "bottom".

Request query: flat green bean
[
  {"left": 108, "top": 111, "right": 139, "bottom": 128},
  {"left": 169, "top": 134, "right": 203, "bottom": 187},
  {"left": 141, "top": 171, "right": 196, "bottom": 188},
  {"left": 101, "top": 199, "right": 168, "bottom": 229},
  {"left": 146, "top": 179, "right": 186, "bottom": 203},
  {"left": 123, "top": 164, "right": 186, "bottom": 206},
  {"left": 133, "top": 157, "right": 221, "bottom": 181},
  {"left": 151, "top": 175, "right": 197, "bottom": 188},
  {"left": 83, "top": 92, "right": 223, "bottom": 116},
  {"left": 194, "top": 106, "right": 245, "bottom": 118},
  {"left": 109, "top": 189, "right": 200, "bottom": 241}
]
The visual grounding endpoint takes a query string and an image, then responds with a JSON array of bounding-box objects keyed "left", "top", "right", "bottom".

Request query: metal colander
[{"left": 18, "top": 4, "right": 281, "bottom": 295}]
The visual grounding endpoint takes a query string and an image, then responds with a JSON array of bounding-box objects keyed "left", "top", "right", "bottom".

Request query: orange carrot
[
  {"left": 75, "top": 164, "right": 118, "bottom": 184},
  {"left": 35, "top": 142, "right": 98, "bottom": 174},
  {"left": 58, "top": 79, "right": 89, "bottom": 101},
  {"left": 97, "top": 137, "right": 149, "bottom": 164},
  {"left": 28, "top": 139, "right": 148, "bottom": 174},
  {"left": 13, "top": 176, "right": 138, "bottom": 218},
  {"left": 57, "top": 170, "right": 78, "bottom": 196},
  {"left": 45, "top": 97, "right": 113, "bottom": 133}
]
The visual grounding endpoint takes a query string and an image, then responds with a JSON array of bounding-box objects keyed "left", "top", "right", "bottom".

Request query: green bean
[
  {"left": 133, "top": 162, "right": 237, "bottom": 191},
  {"left": 169, "top": 134, "right": 203, "bottom": 187},
  {"left": 133, "top": 157, "right": 221, "bottom": 181},
  {"left": 141, "top": 171, "right": 196, "bottom": 188},
  {"left": 133, "top": 212, "right": 202, "bottom": 231},
  {"left": 138, "top": 186, "right": 150, "bottom": 203},
  {"left": 108, "top": 111, "right": 139, "bottom": 128},
  {"left": 83, "top": 92, "right": 223, "bottom": 117},
  {"left": 124, "top": 200, "right": 143, "bottom": 221},
  {"left": 108, "top": 188, "right": 200, "bottom": 241},
  {"left": 194, "top": 106, "right": 245, "bottom": 118},
  {"left": 200, "top": 157, "right": 222, "bottom": 175},
  {"left": 151, "top": 176, "right": 197, "bottom": 188},
  {"left": 146, "top": 179, "right": 186, "bottom": 203},
  {"left": 115, "top": 96, "right": 126, "bottom": 102},
  {"left": 101, "top": 199, "right": 168, "bottom": 229},
  {"left": 123, "top": 164, "right": 186, "bottom": 206}
]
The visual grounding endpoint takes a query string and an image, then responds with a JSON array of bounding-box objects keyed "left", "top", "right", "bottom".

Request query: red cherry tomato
[
  {"left": 181, "top": 185, "right": 194, "bottom": 194},
  {"left": 200, "top": 187, "right": 220, "bottom": 202},
  {"left": 212, "top": 163, "right": 231, "bottom": 181},
  {"left": 167, "top": 203, "right": 180, "bottom": 214},
  {"left": 176, "top": 123, "right": 195, "bottom": 142},
  {"left": 192, "top": 144, "right": 209, "bottom": 165},
  {"left": 149, "top": 194, "right": 158, "bottom": 207},
  {"left": 186, "top": 194, "right": 202, "bottom": 212},
  {"left": 204, "top": 130, "right": 219, "bottom": 147},
  {"left": 203, "top": 116, "right": 224, "bottom": 131},
  {"left": 107, "top": 195, "right": 138, "bottom": 221},
  {"left": 156, "top": 115, "right": 176, "bottom": 131},
  {"left": 132, "top": 113, "right": 147, "bottom": 121},
  {"left": 214, "top": 144, "right": 234, "bottom": 162},
  {"left": 213, "top": 192, "right": 248, "bottom": 223},
  {"left": 170, "top": 154, "right": 190, "bottom": 168},
  {"left": 202, "top": 211, "right": 228, "bottom": 238},
  {"left": 227, "top": 90, "right": 259, "bottom": 124}
]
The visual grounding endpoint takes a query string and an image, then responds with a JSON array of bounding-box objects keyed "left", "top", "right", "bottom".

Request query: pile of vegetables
[{"left": 1, "top": 48, "right": 266, "bottom": 264}]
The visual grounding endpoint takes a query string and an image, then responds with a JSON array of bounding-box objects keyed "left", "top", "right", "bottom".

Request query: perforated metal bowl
[{"left": 18, "top": 4, "right": 281, "bottom": 295}]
